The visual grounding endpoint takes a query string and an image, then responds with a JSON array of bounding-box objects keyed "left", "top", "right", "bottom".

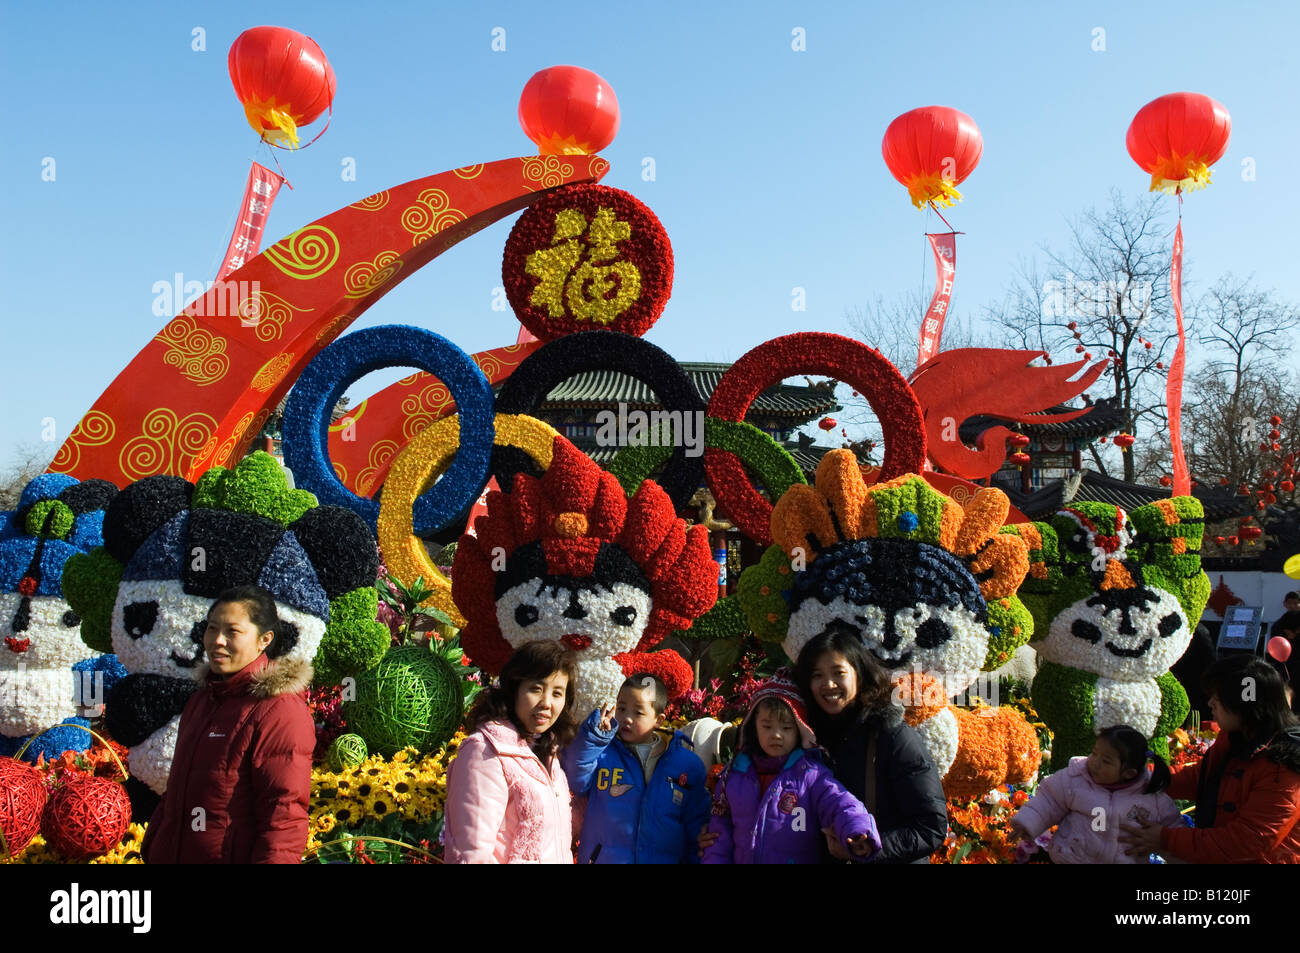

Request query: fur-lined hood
[
  {"left": 1263, "top": 726, "right": 1300, "bottom": 775},
  {"left": 197, "top": 652, "right": 313, "bottom": 699}
]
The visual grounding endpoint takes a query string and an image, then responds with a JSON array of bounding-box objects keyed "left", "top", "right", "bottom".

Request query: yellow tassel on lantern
[
  {"left": 242, "top": 97, "right": 302, "bottom": 149},
  {"left": 534, "top": 132, "right": 595, "bottom": 156},
  {"left": 1148, "top": 157, "right": 1213, "bottom": 195},
  {"left": 905, "top": 173, "right": 965, "bottom": 210}
]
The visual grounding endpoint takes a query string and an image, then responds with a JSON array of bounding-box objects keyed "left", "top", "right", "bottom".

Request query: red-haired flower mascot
[{"left": 453, "top": 438, "right": 717, "bottom": 716}]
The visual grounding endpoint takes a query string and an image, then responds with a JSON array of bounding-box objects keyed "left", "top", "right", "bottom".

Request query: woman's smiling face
[
  {"left": 515, "top": 670, "right": 570, "bottom": 736},
  {"left": 809, "top": 650, "right": 858, "bottom": 716},
  {"left": 204, "top": 600, "right": 273, "bottom": 676}
]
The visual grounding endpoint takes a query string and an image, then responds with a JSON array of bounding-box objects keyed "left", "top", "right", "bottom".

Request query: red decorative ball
[
  {"left": 502, "top": 183, "right": 672, "bottom": 341},
  {"left": 0, "top": 757, "right": 47, "bottom": 856},
  {"left": 1281, "top": 480, "right": 1295, "bottom": 492},
  {"left": 40, "top": 777, "right": 131, "bottom": 860},
  {"left": 1271, "top": 415, "right": 1282, "bottom": 426},
  {"left": 1159, "top": 475, "right": 1173, "bottom": 487}
]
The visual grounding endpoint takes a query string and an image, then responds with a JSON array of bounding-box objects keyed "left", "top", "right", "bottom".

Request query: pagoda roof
[
  {"left": 958, "top": 396, "right": 1127, "bottom": 444},
  {"left": 993, "top": 469, "right": 1252, "bottom": 522},
  {"left": 531, "top": 363, "right": 840, "bottom": 419}
]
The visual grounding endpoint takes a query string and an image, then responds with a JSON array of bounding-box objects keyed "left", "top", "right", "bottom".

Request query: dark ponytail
[
  {"left": 208, "top": 585, "right": 298, "bottom": 659},
  {"left": 1096, "top": 724, "right": 1170, "bottom": 794}
]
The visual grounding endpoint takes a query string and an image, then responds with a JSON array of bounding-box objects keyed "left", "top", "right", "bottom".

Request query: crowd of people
[{"left": 138, "top": 584, "right": 1300, "bottom": 864}]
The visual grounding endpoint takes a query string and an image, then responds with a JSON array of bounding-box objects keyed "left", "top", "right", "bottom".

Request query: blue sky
[{"left": 2, "top": 0, "right": 1296, "bottom": 472}]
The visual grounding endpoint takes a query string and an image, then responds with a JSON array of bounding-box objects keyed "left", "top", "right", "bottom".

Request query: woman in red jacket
[
  {"left": 142, "top": 585, "right": 316, "bottom": 864},
  {"left": 1120, "top": 654, "right": 1300, "bottom": 863}
]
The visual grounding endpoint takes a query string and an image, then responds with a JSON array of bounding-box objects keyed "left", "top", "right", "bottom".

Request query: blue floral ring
[{"left": 282, "top": 326, "right": 495, "bottom": 534}]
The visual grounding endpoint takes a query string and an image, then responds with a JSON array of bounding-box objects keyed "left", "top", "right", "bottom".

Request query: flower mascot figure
[
  {"left": 0, "top": 474, "right": 123, "bottom": 762},
  {"left": 453, "top": 438, "right": 718, "bottom": 717},
  {"left": 739, "top": 451, "right": 1041, "bottom": 799},
  {"left": 1004, "top": 499, "right": 1210, "bottom": 771},
  {"left": 62, "top": 452, "right": 389, "bottom": 818}
]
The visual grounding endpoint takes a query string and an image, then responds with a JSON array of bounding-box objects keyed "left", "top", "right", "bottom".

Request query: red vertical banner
[
  {"left": 1168, "top": 222, "right": 1189, "bottom": 495},
  {"left": 917, "top": 232, "right": 957, "bottom": 369},
  {"left": 216, "top": 162, "right": 286, "bottom": 280},
  {"left": 463, "top": 477, "right": 499, "bottom": 538}
]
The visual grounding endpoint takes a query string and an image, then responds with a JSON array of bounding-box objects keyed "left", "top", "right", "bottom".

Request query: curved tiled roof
[
  {"left": 958, "top": 396, "right": 1128, "bottom": 443},
  {"left": 534, "top": 363, "right": 840, "bottom": 418},
  {"left": 995, "top": 469, "right": 1252, "bottom": 522}
]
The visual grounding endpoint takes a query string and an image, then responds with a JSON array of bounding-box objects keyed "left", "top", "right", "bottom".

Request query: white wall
[{"left": 1199, "top": 571, "right": 1297, "bottom": 624}]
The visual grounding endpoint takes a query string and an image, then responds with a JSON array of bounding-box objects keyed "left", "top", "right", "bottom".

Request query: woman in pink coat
[
  {"left": 1011, "top": 724, "right": 1183, "bottom": 864},
  {"left": 443, "top": 640, "right": 580, "bottom": 864}
]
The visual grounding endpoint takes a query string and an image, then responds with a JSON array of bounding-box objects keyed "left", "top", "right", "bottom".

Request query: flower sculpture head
[
  {"left": 452, "top": 438, "right": 717, "bottom": 715},
  {"left": 0, "top": 474, "right": 118, "bottom": 754},
  {"left": 747, "top": 452, "right": 1032, "bottom": 694},
  {"left": 63, "top": 452, "right": 388, "bottom": 796},
  {"left": 1008, "top": 499, "right": 1210, "bottom": 681}
]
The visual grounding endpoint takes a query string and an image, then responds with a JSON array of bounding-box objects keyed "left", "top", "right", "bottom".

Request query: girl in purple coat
[{"left": 702, "top": 672, "right": 881, "bottom": 864}]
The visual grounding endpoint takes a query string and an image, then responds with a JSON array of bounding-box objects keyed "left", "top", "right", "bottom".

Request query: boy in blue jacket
[{"left": 563, "top": 673, "right": 711, "bottom": 863}]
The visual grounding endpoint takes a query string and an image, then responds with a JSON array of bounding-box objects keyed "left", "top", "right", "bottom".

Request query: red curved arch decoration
[{"left": 51, "top": 155, "right": 608, "bottom": 486}]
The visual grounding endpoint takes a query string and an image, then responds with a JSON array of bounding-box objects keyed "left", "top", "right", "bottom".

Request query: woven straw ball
[
  {"left": 40, "top": 776, "right": 132, "bottom": 860},
  {"left": 0, "top": 757, "right": 48, "bottom": 856}
]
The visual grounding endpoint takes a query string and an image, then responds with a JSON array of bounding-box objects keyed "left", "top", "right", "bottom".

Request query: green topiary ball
[
  {"left": 327, "top": 733, "right": 369, "bottom": 772},
  {"left": 342, "top": 645, "right": 463, "bottom": 757}
]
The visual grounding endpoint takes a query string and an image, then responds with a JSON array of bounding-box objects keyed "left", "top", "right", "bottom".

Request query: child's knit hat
[{"left": 743, "top": 669, "right": 816, "bottom": 749}]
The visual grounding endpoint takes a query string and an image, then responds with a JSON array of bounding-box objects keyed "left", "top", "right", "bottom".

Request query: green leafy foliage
[
  {"left": 314, "top": 587, "right": 390, "bottom": 686},
  {"left": 192, "top": 451, "right": 317, "bottom": 526},
  {"left": 62, "top": 548, "right": 123, "bottom": 653}
]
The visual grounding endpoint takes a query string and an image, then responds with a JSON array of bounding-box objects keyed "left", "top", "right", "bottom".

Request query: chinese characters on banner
[
  {"left": 916, "top": 232, "right": 958, "bottom": 370},
  {"left": 216, "top": 162, "right": 286, "bottom": 281}
]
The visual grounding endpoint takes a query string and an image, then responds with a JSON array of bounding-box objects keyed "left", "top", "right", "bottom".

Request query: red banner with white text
[
  {"left": 1168, "top": 221, "right": 1189, "bottom": 495},
  {"left": 216, "top": 162, "right": 285, "bottom": 281},
  {"left": 917, "top": 232, "right": 957, "bottom": 370}
]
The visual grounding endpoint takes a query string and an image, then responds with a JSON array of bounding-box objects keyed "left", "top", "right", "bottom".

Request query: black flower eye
[
  {"left": 610, "top": 606, "right": 638, "bottom": 626},
  {"left": 189, "top": 621, "right": 206, "bottom": 645},
  {"left": 123, "top": 601, "right": 158, "bottom": 640},
  {"left": 62, "top": 610, "right": 80, "bottom": 628},
  {"left": 916, "top": 617, "right": 951, "bottom": 648},
  {"left": 1157, "top": 614, "right": 1182, "bottom": 638},
  {"left": 515, "top": 604, "right": 540, "bottom": 627}
]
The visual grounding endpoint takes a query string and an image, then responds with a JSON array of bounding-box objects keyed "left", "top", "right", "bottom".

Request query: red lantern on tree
[
  {"left": 881, "top": 106, "right": 984, "bottom": 209},
  {"left": 1241, "top": 526, "right": 1263, "bottom": 541},
  {"left": 818, "top": 417, "right": 837, "bottom": 431},
  {"left": 1114, "top": 433, "right": 1136, "bottom": 450},
  {"left": 1126, "top": 93, "right": 1232, "bottom": 194},
  {"left": 228, "top": 26, "right": 336, "bottom": 149},
  {"left": 1009, "top": 452, "right": 1032, "bottom": 467},
  {"left": 518, "top": 65, "right": 620, "bottom": 156},
  {"left": 1159, "top": 475, "right": 1173, "bottom": 487}
]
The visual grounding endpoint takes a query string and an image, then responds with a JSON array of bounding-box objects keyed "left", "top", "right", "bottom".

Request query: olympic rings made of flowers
[
  {"left": 608, "top": 417, "right": 805, "bottom": 505},
  {"left": 282, "top": 326, "right": 495, "bottom": 534},
  {"left": 705, "top": 332, "right": 926, "bottom": 546},
  {"left": 377, "top": 413, "right": 560, "bottom": 626},
  {"left": 493, "top": 330, "right": 705, "bottom": 509},
  {"left": 502, "top": 183, "right": 673, "bottom": 341}
]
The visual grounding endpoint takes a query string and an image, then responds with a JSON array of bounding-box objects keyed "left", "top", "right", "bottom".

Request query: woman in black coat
[{"left": 793, "top": 627, "right": 949, "bottom": 864}]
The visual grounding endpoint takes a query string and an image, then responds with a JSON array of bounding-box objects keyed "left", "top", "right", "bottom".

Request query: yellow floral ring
[{"left": 378, "top": 413, "right": 560, "bottom": 624}]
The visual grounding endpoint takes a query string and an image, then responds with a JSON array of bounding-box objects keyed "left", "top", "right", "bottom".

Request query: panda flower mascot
[
  {"left": 63, "top": 453, "right": 389, "bottom": 817},
  {"left": 1005, "top": 498, "right": 1210, "bottom": 770},
  {"left": 739, "top": 452, "right": 1041, "bottom": 799},
  {"left": 453, "top": 438, "right": 717, "bottom": 717},
  {"left": 0, "top": 474, "right": 121, "bottom": 761}
]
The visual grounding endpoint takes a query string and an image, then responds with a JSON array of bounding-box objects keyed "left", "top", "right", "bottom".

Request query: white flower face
[
  {"left": 275, "top": 604, "right": 327, "bottom": 672},
  {"left": 784, "top": 595, "right": 988, "bottom": 692},
  {"left": 495, "top": 581, "right": 652, "bottom": 659},
  {"left": 0, "top": 593, "right": 86, "bottom": 671},
  {"left": 112, "top": 581, "right": 211, "bottom": 679},
  {"left": 1039, "top": 587, "right": 1190, "bottom": 679},
  {"left": 0, "top": 668, "right": 79, "bottom": 737},
  {"left": 130, "top": 715, "right": 182, "bottom": 795}
]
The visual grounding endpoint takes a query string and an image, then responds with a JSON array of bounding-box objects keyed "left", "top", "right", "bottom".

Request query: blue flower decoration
[
  {"left": 281, "top": 326, "right": 495, "bottom": 534},
  {"left": 898, "top": 511, "right": 919, "bottom": 533}
]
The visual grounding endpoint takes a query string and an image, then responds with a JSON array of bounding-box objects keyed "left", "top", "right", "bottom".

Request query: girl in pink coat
[
  {"left": 443, "top": 641, "right": 580, "bottom": 864},
  {"left": 1011, "top": 724, "right": 1183, "bottom": 864}
]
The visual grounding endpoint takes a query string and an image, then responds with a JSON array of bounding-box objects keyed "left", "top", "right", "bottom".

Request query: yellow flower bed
[{"left": 3, "top": 823, "right": 148, "bottom": 865}]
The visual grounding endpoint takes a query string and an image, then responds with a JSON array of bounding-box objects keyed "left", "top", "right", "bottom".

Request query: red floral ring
[
  {"left": 502, "top": 183, "right": 673, "bottom": 341},
  {"left": 705, "top": 332, "right": 926, "bottom": 545}
]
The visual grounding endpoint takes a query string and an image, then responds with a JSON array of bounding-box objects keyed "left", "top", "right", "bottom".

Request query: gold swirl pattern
[
  {"left": 119, "top": 408, "right": 218, "bottom": 481},
  {"left": 264, "top": 225, "right": 341, "bottom": 280},
  {"left": 396, "top": 371, "right": 424, "bottom": 387},
  {"left": 154, "top": 315, "right": 229, "bottom": 386},
  {"left": 315, "top": 314, "right": 351, "bottom": 347},
  {"left": 213, "top": 409, "right": 270, "bottom": 466},
  {"left": 453, "top": 164, "right": 485, "bottom": 179},
  {"left": 589, "top": 157, "right": 610, "bottom": 178},
  {"left": 237, "top": 290, "right": 313, "bottom": 343},
  {"left": 400, "top": 188, "right": 467, "bottom": 245},
  {"left": 343, "top": 250, "right": 404, "bottom": 300},
  {"left": 400, "top": 378, "right": 453, "bottom": 441},
  {"left": 521, "top": 155, "right": 575, "bottom": 189},
  {"left": 332, "top": 460, "right": 348, "bottom": 484},
  {"left": 251, "top": 353, "right": 295, "bottom": 392},
  {"left": 349, "top": 191, "right": 390, "bottom": 211},
  {"left": 355, "top": 439, "right": 401, "bottom": 497},
  {"left": 49, "top": 410, "right": 116, "bottom": 474}
]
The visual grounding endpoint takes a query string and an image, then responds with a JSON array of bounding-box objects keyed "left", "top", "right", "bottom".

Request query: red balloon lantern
[
  {"left": 1009, "top": 452, "right": 1032, "bottom": 467},
  {"left": 1241, "top": 526, "right": 1263, "bottom": 541},
  {"left": 881, "top": 106, "right": 983, "bottom": 209},
  {"left": 0, "top": 758, "right": 47, "bottom": 856},
  {"left": 40, "top": 777, "right": 131, "bottom": 860},
  {"left": 1007, "top": 433, "right": 1031, "bottom": 448},
  {"left": 518, "top": 66, "right": 620, "bottom": 156},
  {"left": 228, "top": 26, "right": 336, "bottom": 149},
  {"left": 818, "top": 417, "right": 837, "bottom": 431},
  {"left": 1126, "top": 92, "right": 1231, "bottom": 194},
  {"left": 1268, "top": 636, "right": 1293, "bottom": 663},
  {"left": 1114, "top": 433, "right": 1136, "bottom": 450}
]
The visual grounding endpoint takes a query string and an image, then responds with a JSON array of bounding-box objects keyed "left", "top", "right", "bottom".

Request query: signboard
[{"left": 1216, "top": 605, "right": 1263, "bottom": 653}]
